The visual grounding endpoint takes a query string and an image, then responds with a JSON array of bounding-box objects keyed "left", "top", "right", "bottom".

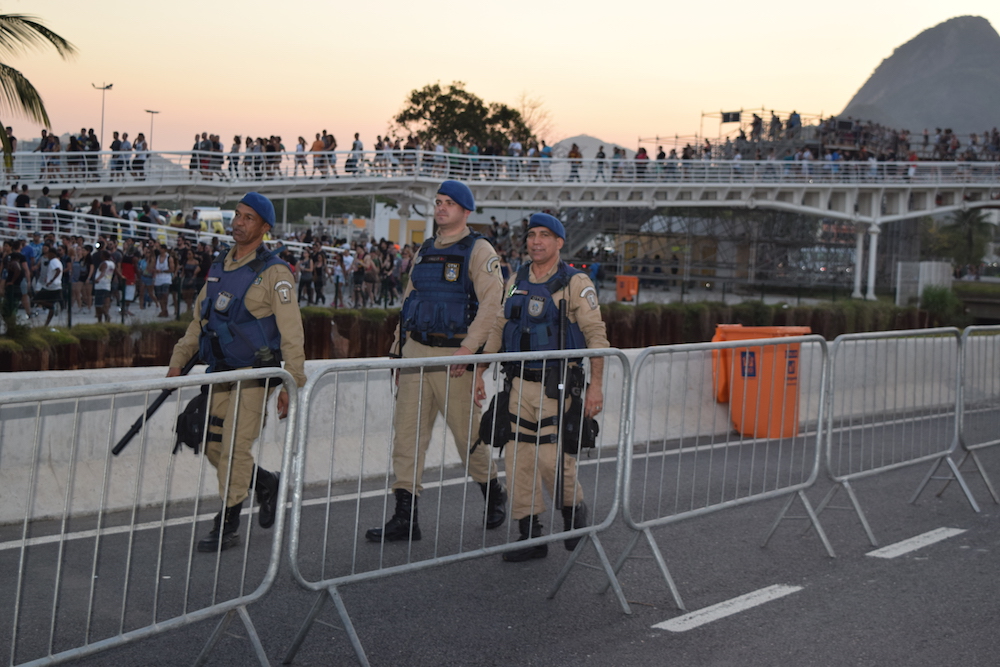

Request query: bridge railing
[
  {"left": 0, "top": 205, "right": 340, "bottom": 256},
  {"left": 5, "top": 150, "right": 1000, "bottom": 189}
]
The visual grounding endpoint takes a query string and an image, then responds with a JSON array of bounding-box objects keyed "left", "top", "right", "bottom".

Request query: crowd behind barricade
[
  {"left": 0, "top": 216, "right": 229, "bottom": 327},
  {"left": 0, "top": 184, "right": 587, "bottom": 326}
]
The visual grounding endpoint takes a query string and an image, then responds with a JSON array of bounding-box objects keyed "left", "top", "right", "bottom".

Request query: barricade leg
[
  {"left": 810, "top": 481, "right": 878, "bottom": 547},
  {"left": 935, "top": 450, "right": 1000, "bottom": 504},
  {"left": 761, "top": 490, "right": 836, "bottom": 557},
  {"left": 909, "top": 456, "right": 980, "bottom": 512},
  {"left": 601, "top": 528, "right": 685, "bottom": 611},
  {"left": 546, "top": 533, "right": 632, "bottom": 615},
  {"left": 193, "top": 605, "right": 269, "bottom": 667},
  {"left": 282, "top": 586, "right": 369, "bottom": 667}
]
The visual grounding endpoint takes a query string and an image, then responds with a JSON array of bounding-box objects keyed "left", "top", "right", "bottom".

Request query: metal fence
[
  {"left": 949, "top": 326, "right": 1000, "bottom": 504},
  {"left": 282, "top": 349, "right": 631, "bottom": 666},
  {"left": 0, "top": 206, "right": 329, "bottom": 258},
  {"left": 819, "top": 328, "right": 978, "bottom": 547},
  {"left": 0, "top": 367, "right": 296, "bottom": 667},
  {"left": 3, "top": 327, "right": 997, "bottom": 665},
  {"left": 611, "top": 336, "right": 831, "bottom": 611}
]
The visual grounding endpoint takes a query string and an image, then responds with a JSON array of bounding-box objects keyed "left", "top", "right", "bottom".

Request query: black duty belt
[
  {"left": 409, "top": 332, "right": 465, "bottom": 348},
  {"left": 504, "top": 362, "right": 580, "bottom": 383}
]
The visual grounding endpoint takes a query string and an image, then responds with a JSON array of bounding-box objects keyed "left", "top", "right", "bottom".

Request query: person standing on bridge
[
  {"left": 166, "top": 192, "right": 305, "bottom": 552},
  {"left": 479, "top": 213, "right": 607, "bottom": 562},
  {"left": 366, "top": 180, "right": 507, "bottom": 543}
]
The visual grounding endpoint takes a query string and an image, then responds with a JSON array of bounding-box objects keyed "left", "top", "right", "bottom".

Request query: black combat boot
[
  {"left": 479, "top": 478, "right": 507, "bottom": 529},
  {"left": 253, "top": 466, "right": 280, "bottom": 529},
  {"left": 365, "top": 489, "right": 421, "bottom": 542},
  {"left": 197, "top": 501, "right": 244, "bottom": 553},
  {"left": 561, "top": 502, "right": 589, "bottom": 551},
  {"left": 502, "top": 515, "right": 547, "bottom": 562}
]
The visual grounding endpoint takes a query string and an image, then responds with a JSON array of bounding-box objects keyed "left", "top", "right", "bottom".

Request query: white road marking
[
  {"left": 866, "top": 527, "right": 966, "bottom": 559},
  {"left": 652, "top": 584, "right": 803, "bottom": 632}
]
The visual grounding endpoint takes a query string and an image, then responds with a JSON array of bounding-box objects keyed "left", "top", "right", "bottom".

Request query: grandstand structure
[{"left": 5, "top": 149, "right": 999, "bottom": 299}]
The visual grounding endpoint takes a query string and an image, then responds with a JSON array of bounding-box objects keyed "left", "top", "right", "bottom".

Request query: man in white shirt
[{"left": 37, "top": 245, "right": 62, "bottom": 325}]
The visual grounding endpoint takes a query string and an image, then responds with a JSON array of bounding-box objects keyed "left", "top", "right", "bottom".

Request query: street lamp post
[
  {"left": 91, "top": 82, "right": 113, "bottom": 147},
  {"left": 145, "top": 110, "right": 159, "bottom": 149}
]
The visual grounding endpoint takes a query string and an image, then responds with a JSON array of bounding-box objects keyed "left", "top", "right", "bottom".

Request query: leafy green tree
[
  {"left": 921, "top": 209, "right": 993, "bottom": 267},
  {"left": 0, "top": 14, "right": 76, "bottom": 162},
  {"left": 393, "top": 81, "right": 533, "bottom": 150}
]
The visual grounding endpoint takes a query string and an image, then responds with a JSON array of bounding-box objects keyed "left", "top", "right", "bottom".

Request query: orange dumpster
[
  {"left": 616, "top": 275, "right": 639, "bottom": 302},
  {"left": 712, "top": 324, "right": 811, "bottom": 439}
]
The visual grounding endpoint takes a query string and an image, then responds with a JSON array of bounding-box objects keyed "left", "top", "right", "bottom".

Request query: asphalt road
[{"left": 3, "top": 431, "right": 999, "bottom": 667}]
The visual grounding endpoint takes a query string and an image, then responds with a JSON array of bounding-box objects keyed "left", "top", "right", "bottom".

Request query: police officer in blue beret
[
  {"left": 168, "top": 192, "right": 305, "bottom": 552},
  {"left": 480, "top": 212, "right": 607, "bottom": 561},
  {"left": 366, "top": 180, "right": 508, "bottom": 543}
]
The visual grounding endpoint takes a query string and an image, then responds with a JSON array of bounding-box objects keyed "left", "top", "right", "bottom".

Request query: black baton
[
  {"left": 112, "top": 356, "right": 199, "bottom": 456},
  {"left": 555, "top": 298, "right": 568, "bottom": 510}
]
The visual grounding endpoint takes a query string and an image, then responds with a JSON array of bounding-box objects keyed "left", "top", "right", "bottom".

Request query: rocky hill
[{"left": 840, "top": 15, "right": 1000, "bottom": 133}]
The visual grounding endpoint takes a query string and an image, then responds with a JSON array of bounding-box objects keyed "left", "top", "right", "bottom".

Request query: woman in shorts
[
  {"left": 92, "top": 250, "right": 115, "bottom": 323},
  {"left": 153, "top": 246, "right": 174, "bottom": 317}
]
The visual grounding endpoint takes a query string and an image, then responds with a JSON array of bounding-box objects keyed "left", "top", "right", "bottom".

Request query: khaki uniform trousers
[
  {"left": 205, "top": 380, "right": 273, "bottom": 508},
  {"left": 505, "top": 377, "right": 584, "bottom": 521},
  {"left": 392, "top": 339, "right": 496, "bottom": 495}
]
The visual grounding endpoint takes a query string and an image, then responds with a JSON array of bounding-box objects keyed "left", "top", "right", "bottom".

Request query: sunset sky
[{"left": 5, "top": 0, "right": 1000, "bottom": 152}]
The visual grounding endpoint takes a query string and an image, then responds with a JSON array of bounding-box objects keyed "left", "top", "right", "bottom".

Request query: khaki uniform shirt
[
  {"left": 391, "top": 226, "right": 504, "bottom": 356},
  {"left": 169, "top": 245, "right": 307, "bottom": 388},
  {"left": 484, "top": 261, "right": 609, "bottom": 354}
]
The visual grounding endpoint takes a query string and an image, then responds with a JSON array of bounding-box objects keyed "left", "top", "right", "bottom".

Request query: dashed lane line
[
  {"left": 652, "top": 584, "right": 803, "bottom": 632},
  {"left": 866, "top": 527, "right": 967, "bottom": 559}
]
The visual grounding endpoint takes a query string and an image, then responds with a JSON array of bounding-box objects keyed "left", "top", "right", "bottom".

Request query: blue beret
[
  {"left": 239, "top": 192, "right": 275, "bottom": 227},
  {"left": 437, "top": 180, "right": 475, "bottom": 211},
  {"left": 527, "top": 212, "right": 565, "bottom": 240}
]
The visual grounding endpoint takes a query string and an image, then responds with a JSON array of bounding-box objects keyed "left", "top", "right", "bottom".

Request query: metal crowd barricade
[
  {"left": 944, "top": 325, "right": 1000, "bottom": 503},
  {"left": 283, "top": 349, "right": 630, "bottom": 666},
  {"left": 820, "top": 328, "right": 979, "bottom": 547},
  {"left": 612, "top": 336, "right": 832, "bottom": 611},
  {"left": 0, "top": 367, "right": 296, "bottom": 667}
]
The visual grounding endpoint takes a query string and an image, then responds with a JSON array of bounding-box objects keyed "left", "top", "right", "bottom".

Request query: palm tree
[{"left": 0, "top": 14, "right": 76, "bottom": 163}]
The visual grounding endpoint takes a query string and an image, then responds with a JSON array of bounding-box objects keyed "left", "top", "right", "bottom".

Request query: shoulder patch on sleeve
[
  {"left": 486, "top": 256, "right": 500, "bottom": 274},
  {"left": 275, "top": 280, "right": 293, "bottom": 304},
  {"left": 581, "top": 285, "right": 598, "bottom": 310}
]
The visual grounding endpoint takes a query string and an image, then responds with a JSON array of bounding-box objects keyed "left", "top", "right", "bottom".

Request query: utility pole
[{"left": 91, "top": 82, "right": 113, "bottom": 147}]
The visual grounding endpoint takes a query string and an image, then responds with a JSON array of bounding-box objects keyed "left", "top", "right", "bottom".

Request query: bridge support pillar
[
  {"left": 852, "top": 228, "right": 865, "bottom": 299},
  {"left": 424, "top": 213, "right": 434, "bottom": 241},
  {"left": 865, "top": 223, "right": 880, "bottom": 301}
]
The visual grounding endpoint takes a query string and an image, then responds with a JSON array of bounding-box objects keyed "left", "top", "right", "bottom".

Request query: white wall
[{"left": 0, "top": 337, "right": 960, "bottom": 524}]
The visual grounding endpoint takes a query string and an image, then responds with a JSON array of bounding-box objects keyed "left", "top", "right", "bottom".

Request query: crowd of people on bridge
[
  {"left": 6, "top": 112, "right": 1000, "bottom": 189},
  {"left": 708, "top": 113, "right": 1000, "bottom": 165}
]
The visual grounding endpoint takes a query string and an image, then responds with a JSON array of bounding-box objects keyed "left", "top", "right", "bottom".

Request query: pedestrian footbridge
[{"left": 7, "top": 149, "right": 999, "bottom": 299}]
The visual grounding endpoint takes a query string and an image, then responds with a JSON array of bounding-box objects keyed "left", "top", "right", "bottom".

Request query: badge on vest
[
  {"left": 214, "top": 291, "right": 234, "bottom": 312},
  {"left": 528, "top": 296, "right": 546, "bottom": 317},
  {"left": 444, "top": 263, "right": 460, "bottom": 282}
]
